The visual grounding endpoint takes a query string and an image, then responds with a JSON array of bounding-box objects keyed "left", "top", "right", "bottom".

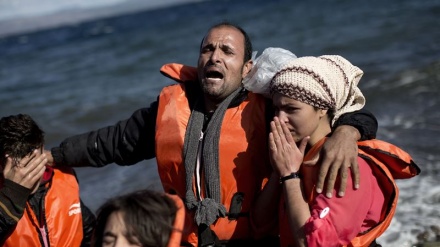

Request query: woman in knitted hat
[{"left": 246, "top": 48, "right": 418, "bottom": 247}]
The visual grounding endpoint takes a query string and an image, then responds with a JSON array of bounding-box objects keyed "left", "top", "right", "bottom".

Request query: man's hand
[
  {"left": 43, "top": 150, "right": 55, "bottom": 166},
  {"left": 306, "top": 125, "right": 360, "bottom": 198},
  {"left": 3, "top": 150, "right": 47, "bottom": 189}
]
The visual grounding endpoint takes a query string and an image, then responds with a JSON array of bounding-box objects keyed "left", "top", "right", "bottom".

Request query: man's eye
[
  {"left": 201, "top": 47, "right": 213, "bottom": 53},
  {"left": 223, "top": 48, "right": 234, "bottom": 55}
]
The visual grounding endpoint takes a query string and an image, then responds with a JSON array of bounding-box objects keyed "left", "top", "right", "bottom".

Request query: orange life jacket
[
  {"left": 156, "top": 63, "right": 271, "bottom": 246},
  {"left": 3, "top": 166, "right": 84, "bottom": 247},
  {"left": 279, "top": 138, "right": 420, "bottom": 247},
  {"left": 350, "top": 139, "right": 419, "bottom": 246}
]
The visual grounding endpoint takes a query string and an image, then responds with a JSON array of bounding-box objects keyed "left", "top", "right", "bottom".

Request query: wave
[{"left": 0, "top": 0, "right": 204, "bottom": 37}]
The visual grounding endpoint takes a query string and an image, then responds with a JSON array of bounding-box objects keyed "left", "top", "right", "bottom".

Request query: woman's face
[
  {"left": 272, "top": 92, "right": 329, "bottom": 145},
  {"left": 102, "top": 211, "right": 141, "bottom": 247}
]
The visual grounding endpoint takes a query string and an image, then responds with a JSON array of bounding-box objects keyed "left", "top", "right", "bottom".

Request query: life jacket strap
[{"left": 227, "top": 192, "right": 246, "bottom": 220}]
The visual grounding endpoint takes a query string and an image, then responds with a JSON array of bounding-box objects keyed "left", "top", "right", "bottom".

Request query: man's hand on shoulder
[{"left": 306, "top": 125, "right": 360, "bottom": 198}]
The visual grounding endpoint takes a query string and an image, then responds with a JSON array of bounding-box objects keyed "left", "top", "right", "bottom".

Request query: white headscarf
[{"left": 243, "top": 48, "right": 365, "bottom": 126}]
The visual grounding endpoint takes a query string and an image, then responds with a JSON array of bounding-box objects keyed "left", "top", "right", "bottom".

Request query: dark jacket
[{"left": 51, "top": 88, "right": 377, "bottom": 168}]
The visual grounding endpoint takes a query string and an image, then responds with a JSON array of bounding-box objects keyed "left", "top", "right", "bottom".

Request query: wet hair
[
  {"left": 92, "top": 190, "right": 178, "bottom": 247},
  {"left": 0, "top": 114, "right": 44, "bottom": 166},
  {"left": 201, "top": 21, "right": 253, "bottom": 63}
]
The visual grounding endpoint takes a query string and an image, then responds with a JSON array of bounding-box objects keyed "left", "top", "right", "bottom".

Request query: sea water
[{"left": 1, "top": 0, "right": 439, "bottom": 246}]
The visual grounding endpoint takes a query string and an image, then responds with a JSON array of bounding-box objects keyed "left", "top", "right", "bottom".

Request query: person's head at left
[
  {"left": 93, "top": 189, "right": 184, "bottom": 247},
  {"left": 197, "top": 22, "right": 253, "bottom": 112},
  {"left": 0, "top": 114, "right": 47, "bottom": 193},
  {"left": 269, "top": 54, "right": 365, "bottom": 146}
]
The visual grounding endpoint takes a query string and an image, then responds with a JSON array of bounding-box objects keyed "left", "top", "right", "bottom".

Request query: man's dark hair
[
  {"left": 0, "top": 114, "right": 44, "bottom": 165},
  {"left": 201, "top": 21, "right": 253, "bottom": 63},
  {"left": 92, "top": 189, "right": 178, "bottom": 247}
]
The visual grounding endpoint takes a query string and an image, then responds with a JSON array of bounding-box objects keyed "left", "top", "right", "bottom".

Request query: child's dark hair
[
  {"left": 92, "top": 189, "right": 178, "bottom": 247},
  {"left": 0, "top": 114, "right": 44, "bottom": 165}
]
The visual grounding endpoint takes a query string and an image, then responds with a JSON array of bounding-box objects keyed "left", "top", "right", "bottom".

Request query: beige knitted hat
[{"left": 270, "top": 55, "right": 365, "bottom": 126}]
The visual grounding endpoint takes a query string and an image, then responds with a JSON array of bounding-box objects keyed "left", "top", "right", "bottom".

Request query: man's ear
[{"left": 242, "top": 60, "right": 253, "bottom": 78}]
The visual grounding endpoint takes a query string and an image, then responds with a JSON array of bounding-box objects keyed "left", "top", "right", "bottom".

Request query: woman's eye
[
  {"left": 102, "top": 237, "right": 115, "bottom": 246},
  {"left": 286, "top": 107, "right": 298, "bottom": 113}
]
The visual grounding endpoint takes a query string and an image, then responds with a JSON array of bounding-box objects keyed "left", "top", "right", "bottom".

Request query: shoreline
[{"left": 0, "top": 0, "right": 203, "bottom": 38}]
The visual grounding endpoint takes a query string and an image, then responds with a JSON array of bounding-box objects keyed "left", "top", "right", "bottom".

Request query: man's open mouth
[{"left": 205, "top": 69, "right": 224, "bottom": 80}]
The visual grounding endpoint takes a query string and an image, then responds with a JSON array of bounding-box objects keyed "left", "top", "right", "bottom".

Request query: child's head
[
  {"left": 0, "top": 114, "right": 45, "bottom": 168},
  {"left": 93, "top": 190, "right": 180, "bottom": 247}
]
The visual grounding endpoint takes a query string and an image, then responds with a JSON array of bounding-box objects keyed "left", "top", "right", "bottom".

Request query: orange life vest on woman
[
  {"left": 3, "top": 166, "right": 84, "bottom": 247},
  {"left": 350, "top": 139, "right": 420, "bottom": 246},
  {"left": 156, "top": 64, "right": 271, "bottom": 246},
  {"left": 279, "top": 138, "right": 420, "bottom": 247}
]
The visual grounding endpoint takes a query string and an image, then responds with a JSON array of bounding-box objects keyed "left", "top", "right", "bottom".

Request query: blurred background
[{"left": 1, "top": 0, "right": 439, "bottom": 246}]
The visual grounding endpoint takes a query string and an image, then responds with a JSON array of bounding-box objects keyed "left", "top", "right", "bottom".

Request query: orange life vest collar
[
  {"left": 166, "top": 193, "right": 185, "bottom": 247},
  {"left": 160, "top": 63, "right": 198, "bottom": 83}
]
